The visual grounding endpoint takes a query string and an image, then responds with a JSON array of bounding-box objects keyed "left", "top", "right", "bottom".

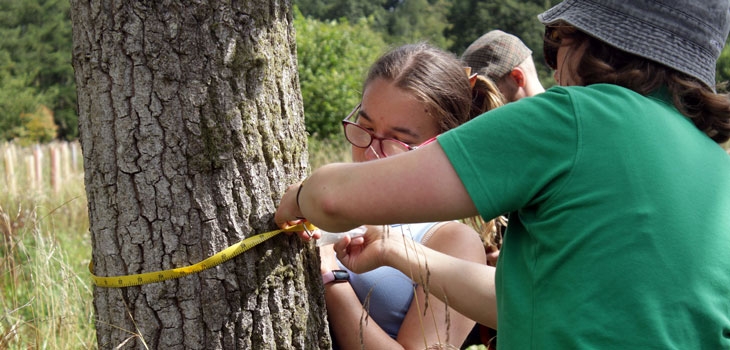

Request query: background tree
[
  {"left": 294, "top": 8, "right": 387, "bottom": 139},
  {"left": 446, "top": 0, "right": 560, "bottom": 85},
  {"left": 70, "top": 1, "right": 329, "bottom": 348},
  {"left": 0, "top": 72, "right": 48, "bottom": 141},
  {"left": 384, "top": 0, "right": 452, "bottom": 48},
  {"left": 3, "top": 0, "right": 730, "bottom": 145},
  {"left": 0, "top": 0, "right": 76, "bottom": 140},
  {"left": 295, "top": 0, "right": 389, "bottom": 28}
]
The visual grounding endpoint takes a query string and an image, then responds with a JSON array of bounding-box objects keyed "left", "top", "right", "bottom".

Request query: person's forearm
[
  {"left": 383, "top": 238, "right": 498, "bottom": 328},
  {"left": 293, "top": 145, "right": 479, "bottom": 233},
  {"left": 297, "top": 163, "right": 364, "bottom": 232},
  {"left": 324, "top": 282, "right": 405, "bottom": 349}
]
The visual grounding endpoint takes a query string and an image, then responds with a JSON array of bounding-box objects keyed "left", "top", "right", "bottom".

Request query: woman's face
[{"left": 352, "top": 77, "right": 440, "bottom": 162}]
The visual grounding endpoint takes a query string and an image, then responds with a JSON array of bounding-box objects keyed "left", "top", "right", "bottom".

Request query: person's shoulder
[
  {"left": 527, "top": 84, "right": 637, "bottom": 108},
  {"left": 501, "top": 86, "right": 575, "bottom": 111},
  {"left": 550, "top": 83, "right": 638, "bottom": 98},
  {"left": 423, "top": 221, "right": 487, "bottom": 261},
  {"left": 424, "top": 221, "right": 480, "bottom": 243}
]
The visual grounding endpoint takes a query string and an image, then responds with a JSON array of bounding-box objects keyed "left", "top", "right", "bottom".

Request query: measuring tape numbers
[{"left": 89, "top": 222, "right": 315, "bottom": 288}]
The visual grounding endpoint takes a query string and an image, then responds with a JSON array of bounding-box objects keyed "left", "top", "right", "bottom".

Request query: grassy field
[
  {"left": 1, "top": 142, "right": 95, "bottom": 348},
  {"left": 0, "top": 139, "right": 350, "bottom": 349}
]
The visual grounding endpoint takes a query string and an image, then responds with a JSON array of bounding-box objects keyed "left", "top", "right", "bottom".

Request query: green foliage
[
  {"left": 294, "top": 0, "right": 453, "bottom": 49},
  {"left": 294, "top": 9, "right": 387, "bottom": 139},
  {"left": 307, "top": 136, "right": 351, "bottom": 169},
  {"left": 2, "top": 0, "right": 728, "bottom": 142},
  {"left": 383, "top": 0, "right": 453, "bottom": 49},
  {"left": 446, "top": 0, "right": 559, "bottom": 85},
  {"left": 717, "top": 37, "right": 730, "bottom": 86},
  {"left": 294, "top": 0, "right": 559, "bottom": 84},
  {"left": 296, "top": 0, "right": 389, "bottom": 28},
  {"left": 19, "top": 105, "right": 59, "bottom": 146},
  {"left": 0, "top": 0, "right": 76, "bottom": 142},
  {"left": 0, "top": 73, "right": 49, "bottom": 141}
]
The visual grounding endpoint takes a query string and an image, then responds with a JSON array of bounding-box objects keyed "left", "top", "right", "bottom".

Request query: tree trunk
[{"left": 70, "top": 1, "right": 330, "bottom": 348}]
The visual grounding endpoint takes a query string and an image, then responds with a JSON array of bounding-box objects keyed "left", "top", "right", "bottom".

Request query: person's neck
[{"left": 525, "top": 78, "right": 545, "bottom": 97}]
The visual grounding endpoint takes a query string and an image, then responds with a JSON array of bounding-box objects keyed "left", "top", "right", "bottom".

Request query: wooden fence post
[{"left": 3, "top": 144, "right": 16, "bottom": 195}]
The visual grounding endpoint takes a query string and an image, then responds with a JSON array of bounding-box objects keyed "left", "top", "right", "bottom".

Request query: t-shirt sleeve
[{"left": 438, "top": 87, "right": 580, "bottom": 220}]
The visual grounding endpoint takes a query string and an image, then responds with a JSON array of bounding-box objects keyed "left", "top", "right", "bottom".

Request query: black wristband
[{"left": 322, "top": 270, "right": 350, "bottom": 284}]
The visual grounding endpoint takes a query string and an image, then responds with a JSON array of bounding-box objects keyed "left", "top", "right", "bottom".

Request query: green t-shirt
[{"left": 439, "top": 84, "right": 730, "bottom": 349}]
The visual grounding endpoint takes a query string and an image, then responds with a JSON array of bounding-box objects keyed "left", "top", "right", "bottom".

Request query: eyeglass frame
[{"left": 341, "top": 102, "right": 438, "bottom": 157}]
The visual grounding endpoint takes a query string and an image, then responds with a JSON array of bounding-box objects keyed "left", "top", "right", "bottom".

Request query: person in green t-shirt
[{"left": 276, "top": 0, "right": 730, "bottom": 348}]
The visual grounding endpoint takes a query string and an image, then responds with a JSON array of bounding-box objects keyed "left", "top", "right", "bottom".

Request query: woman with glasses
[
  {"left": 316, "top": 42, "right": 504, "bottom": 350},
  {"left": 277, "top": 0, "right": 730, "bottom": 349}
]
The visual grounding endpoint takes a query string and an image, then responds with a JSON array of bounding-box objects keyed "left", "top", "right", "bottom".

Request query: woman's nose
[{"left": 364, "top": 141, "right": 384, "bottom": 161}]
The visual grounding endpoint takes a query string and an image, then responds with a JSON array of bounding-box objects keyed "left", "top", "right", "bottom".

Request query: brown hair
[
  {"left": 551, "top": 25, "right": 730, "bottom": 143},
  {"left": 363, "top": 42, "right": 503, "bottom": 133}
]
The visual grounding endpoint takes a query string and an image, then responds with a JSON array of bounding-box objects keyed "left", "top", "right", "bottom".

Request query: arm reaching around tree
[{"left": 274, "top": 143, "right": 479, "bottom": 236}]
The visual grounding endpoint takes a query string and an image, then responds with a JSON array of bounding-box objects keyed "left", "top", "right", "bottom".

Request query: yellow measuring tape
[{"left": 89, "top": 222, "right": 315, "bottom": 288}]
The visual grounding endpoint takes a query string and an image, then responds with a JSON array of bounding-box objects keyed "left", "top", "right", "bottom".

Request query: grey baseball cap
[
  {"left": 461, "top": 30, "right": 532, "bottom": 82},
  {"left": 538, "top": 0, "right": 730, "bottom": 90}
]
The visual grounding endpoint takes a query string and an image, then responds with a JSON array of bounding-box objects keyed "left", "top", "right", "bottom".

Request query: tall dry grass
[{"left": 1, "top": 141, "right": 95, "bottom": 349}]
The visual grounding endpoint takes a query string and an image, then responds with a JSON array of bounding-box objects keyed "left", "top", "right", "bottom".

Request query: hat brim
[{"left": 538, "top": 1, "right": 717, "bottom": 89}]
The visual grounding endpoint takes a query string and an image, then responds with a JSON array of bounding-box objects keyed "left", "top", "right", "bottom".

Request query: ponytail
[{"left": 463, "top": 73, "right": 507, "bottom": 254}]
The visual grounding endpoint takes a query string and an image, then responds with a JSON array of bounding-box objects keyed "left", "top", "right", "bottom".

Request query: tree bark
[{"left": 70, "top": 1, "right": 330, "bottom": 348}]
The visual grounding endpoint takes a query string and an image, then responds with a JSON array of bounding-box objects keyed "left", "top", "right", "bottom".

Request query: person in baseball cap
[
  {"left": 462, "top": 30, "right": 545, "bottom": 102},
  {"left": 275, "top": 1, "right": 730, "bottom": 349}
]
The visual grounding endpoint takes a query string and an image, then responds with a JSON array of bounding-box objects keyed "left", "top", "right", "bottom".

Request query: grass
[{"left": 1, "top": 142, "right": 95, "bottom": 349}]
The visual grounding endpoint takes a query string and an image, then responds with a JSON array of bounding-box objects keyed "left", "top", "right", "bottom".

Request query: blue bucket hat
[{"left": 538, "top": 0, "right": 730, "bottom": 90}]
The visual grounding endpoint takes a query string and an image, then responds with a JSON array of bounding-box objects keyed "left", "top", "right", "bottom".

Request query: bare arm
[
  {"left": 319, "top": 244, "right": 404, "bottom": 349},
  {"left": 397, "top": 222, "right": 486, "bottom": 348},
  {"left": 334, "top": 225, "right": 498, "bottom": 329},
  {"left": 322, "top": 279, "right": 402, "bottom": 349},
  {"left": 274, "top": 141, "right": 478, "bottom": 233},
  {"left": 320, "top": 222, "right": 486, "bottom": 349}
]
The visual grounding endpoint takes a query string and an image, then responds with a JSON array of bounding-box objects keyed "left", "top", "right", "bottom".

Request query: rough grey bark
[{"left": 70, "top": 1, "right": 330, "bottom": 348}]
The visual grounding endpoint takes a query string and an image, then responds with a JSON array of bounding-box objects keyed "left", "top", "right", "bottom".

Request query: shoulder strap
[{"left": 420, "top": 221, "right": 451, "bottom": 245}]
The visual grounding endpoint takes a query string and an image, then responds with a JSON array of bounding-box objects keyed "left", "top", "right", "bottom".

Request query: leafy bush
[
  {"left": 0, "top": 73, "right": 50, "bottom": 142},
  {"left": 0, "top": 0, "right": 76, "bottom": 141},
  {"left": 19, "top": 105, "right": 58, "bottom": 145},
  {"left": 294, "top": 9, "right": 388, "bottom": 139}
]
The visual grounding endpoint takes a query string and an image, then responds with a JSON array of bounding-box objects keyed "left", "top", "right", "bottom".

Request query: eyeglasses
[
  {"left": 543, "top": 26, "right": 561, "bottom": 70},
  {"left": 341, "top": 103, "right": 438, "bottom": 158}
]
